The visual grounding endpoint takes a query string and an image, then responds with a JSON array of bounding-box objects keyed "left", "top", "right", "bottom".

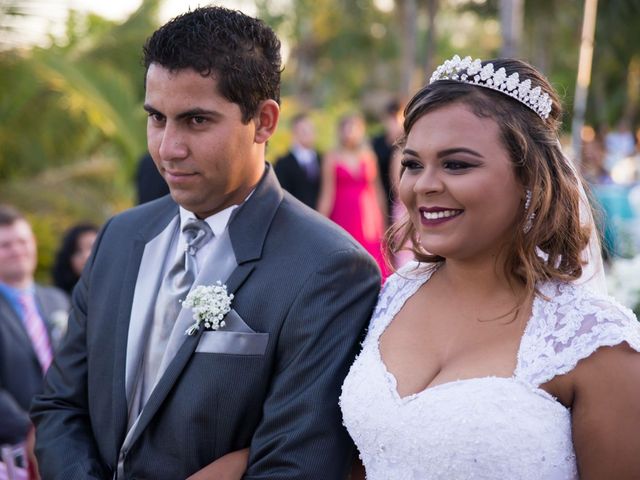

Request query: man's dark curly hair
[{"left": 143, "top": 6, "right": 282, "bottom": 123}]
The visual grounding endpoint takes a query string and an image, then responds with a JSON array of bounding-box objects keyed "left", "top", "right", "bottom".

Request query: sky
[
  {"left": 68, "top": 0, "right": 257, "bottom": 22},
  {"left": 2, "top": 0, "right": 257, "bottom": 48},
  {"left": 4, "top": 0, "right": 394, "bottom": 49}
]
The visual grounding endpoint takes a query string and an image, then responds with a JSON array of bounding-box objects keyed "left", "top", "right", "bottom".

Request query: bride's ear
[{"left": 254, "top": 100, "right": 280, "bottom": 144}]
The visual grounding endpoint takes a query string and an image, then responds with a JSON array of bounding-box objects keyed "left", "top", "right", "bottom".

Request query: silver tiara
[{"left": 429, "top": 55, "right": 553, "bottom": 120}]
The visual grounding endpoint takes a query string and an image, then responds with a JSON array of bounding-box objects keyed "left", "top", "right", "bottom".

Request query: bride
[{"left": 340, "top": 56, "right": 640, "bottom": 479}]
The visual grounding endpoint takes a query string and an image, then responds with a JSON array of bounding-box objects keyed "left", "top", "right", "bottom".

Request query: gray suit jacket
[
  {"left": 32, "top": 165, "right": 381, "bottom": 480},
  {"left": 0, "top": 285, "right": 69, "bottom": 444}
]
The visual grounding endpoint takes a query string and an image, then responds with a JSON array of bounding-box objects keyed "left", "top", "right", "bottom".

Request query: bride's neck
[{"left": 435, "top": 257, "right": 523, "bottom": 301}]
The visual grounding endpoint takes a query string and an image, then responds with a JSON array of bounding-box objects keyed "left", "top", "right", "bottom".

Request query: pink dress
[{"left": 329, "top": 152, "right": 388, "bottom": 278}]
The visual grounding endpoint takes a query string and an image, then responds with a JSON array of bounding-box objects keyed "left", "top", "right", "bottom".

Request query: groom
[{"left": 31, "top": 7, "right": 381, "bottom": 480}]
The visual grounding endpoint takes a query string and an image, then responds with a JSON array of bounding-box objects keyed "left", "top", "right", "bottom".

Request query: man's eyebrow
[
  {"left": 143, "top": 105, "right": 221, "bottom": 120},
  {"left": 143, "top": 104, "right": 159, "bottom": 114},
  {"left": 175, "top": 108, "right": 220, "bottom": 120}
]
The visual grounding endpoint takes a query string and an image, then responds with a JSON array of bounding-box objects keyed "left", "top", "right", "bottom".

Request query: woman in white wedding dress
[{"left": 340, "top": 56, "right": 640, "bottom": 480}]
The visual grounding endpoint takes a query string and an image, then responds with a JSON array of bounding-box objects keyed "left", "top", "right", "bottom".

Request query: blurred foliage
[
  {"left": 0, "top": 0, "right": 639, "bottom": 283},
  {"left": 0, "top": 0, "right": 158, "bottom": 181},
  {"left": 589, "top": 0, "right": 640, "bottom": 127},
  {"left": 461, "top": 0, "right": 640, "bottom": 129},
  {"left": 0, "top": 158, "right": 131, "bottom": 282},
  {"left": 257, "top": 0, "right": 400, "bottom": 107}
]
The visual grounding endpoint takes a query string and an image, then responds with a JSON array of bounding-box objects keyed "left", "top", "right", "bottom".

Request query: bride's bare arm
[{"left": 571, "top": 343, "right": 640, "bottom": 479}]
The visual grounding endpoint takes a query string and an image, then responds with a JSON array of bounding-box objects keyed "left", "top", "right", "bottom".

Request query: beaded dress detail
[{"left": 340, "top": 261, "right": 640, "bottom": 480}]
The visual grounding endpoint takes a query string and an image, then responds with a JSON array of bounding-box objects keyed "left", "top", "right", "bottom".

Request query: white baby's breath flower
[{"left": 183, "top": 282, "right": 234, "bottom": 336}]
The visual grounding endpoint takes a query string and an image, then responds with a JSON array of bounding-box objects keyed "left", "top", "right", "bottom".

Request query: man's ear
[{"left": 254, "top": 99, "right": 280, "bottom": 144}]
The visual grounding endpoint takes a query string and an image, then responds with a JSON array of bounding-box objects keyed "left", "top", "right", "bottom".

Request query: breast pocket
[{"left": 195, "top": 331, "right": 269, "bottom": 355}]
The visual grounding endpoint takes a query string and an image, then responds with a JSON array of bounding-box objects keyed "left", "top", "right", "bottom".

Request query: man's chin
[{"left": 170, "top": 195, "right": 216, "bottom": 218}]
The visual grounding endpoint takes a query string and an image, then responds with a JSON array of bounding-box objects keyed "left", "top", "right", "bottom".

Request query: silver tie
[
  {"left": 164, "top": 219, "right": 214, "bottom": 318},
  {"left": 142, "top": 218, "right": 213, "bottom": 403}
]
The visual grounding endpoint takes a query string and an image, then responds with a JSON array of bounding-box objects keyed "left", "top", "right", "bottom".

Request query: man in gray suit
[
  {"left": 31, "top": 7, "right": 380, "bottom": 480},
  {"left": 0, "top": 205, "right": 69, "bottom": 446}
]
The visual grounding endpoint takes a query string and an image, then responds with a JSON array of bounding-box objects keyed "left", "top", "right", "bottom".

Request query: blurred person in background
[
  {"left": 135, "top": 151, "right": 170, "bottom": 204},
  {"left": 580, "top": 129, "right": 617, "bottom": 260},
  {"left": 274, "top": 113, "right": 323, "bottom": 209},
  {"left": 580, "top": 127, "right": 612, "bottom": 186},
  {"left": 605, "top": 119, "right": 636, "bottom": 171},
  {"left": 318, "top": 112, "right": 389, "bottom": 278},
  {"left": 610, "top": 126, "right": 640, "bottom": 185},
  {"left": 0, "top": 205, "right": 69, "bottom": 477},
  {"left": 372, "top": 99, "right": 403, "bottom": 226},
  {"left": 51, "top": 223, "right": 99, "bottom": 296}
]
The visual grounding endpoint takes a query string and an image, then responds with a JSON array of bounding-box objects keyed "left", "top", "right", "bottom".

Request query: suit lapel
[
  {"left": 120, "top": 262, "right": 255, "bottom": 451},
  {"left": 123, "top": 164, "right": 284, "bottom": 451},
  {"left": 111, "top": 197, "right": 179, "bottom": 454},
  {"left": 228, "top": 164, "right": 283, "bottom": 264},
  {"left": 111, "top": 237, "right": 148, "bottom": 449}
]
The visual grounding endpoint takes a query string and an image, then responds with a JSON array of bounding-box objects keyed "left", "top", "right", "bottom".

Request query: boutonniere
[
  {"left": 49, "top": 309, "right": 69, "bottom": 345},
  {"left": 183, "top": 282, "right": 234, "bottom": 336}
]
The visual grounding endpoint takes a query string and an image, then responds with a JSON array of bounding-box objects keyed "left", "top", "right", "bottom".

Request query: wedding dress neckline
[
  {"left": 372, "top": 266, "right": 563, "bottom": 408},
  {"left": 341, "top": 261, "right": 640, "bottom": 480}
]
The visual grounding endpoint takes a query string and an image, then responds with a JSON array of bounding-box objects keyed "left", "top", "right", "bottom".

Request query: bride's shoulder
[
  {"left": 538, "top": 280, "right": 638, "bottom": 328},
  {"left": 519, "top": 281, "right": 640, "bottom": 386}
]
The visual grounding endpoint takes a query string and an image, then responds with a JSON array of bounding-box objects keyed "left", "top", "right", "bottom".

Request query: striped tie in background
[{"left": 18, "top": 292, "right": 53, "bottom": 373}]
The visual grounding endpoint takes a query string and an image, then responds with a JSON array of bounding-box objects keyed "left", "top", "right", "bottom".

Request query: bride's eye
[
  {"left": 400, "top": 158, "right": 422, "bottom": 171},
  {"left": 443, "top": 160, "right": 473, "bottom": 171}
]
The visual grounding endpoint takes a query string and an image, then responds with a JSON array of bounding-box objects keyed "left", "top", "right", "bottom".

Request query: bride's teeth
[{"left": 422, "top": 210, "right": 460, "bottom": 220}]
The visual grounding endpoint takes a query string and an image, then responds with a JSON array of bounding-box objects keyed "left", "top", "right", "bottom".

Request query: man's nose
[{"left": 158, "top": 123, "right": 188, "bottom": 161}]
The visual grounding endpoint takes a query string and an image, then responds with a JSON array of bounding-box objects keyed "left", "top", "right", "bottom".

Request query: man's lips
[{"left": 164, "top": 170, "right": 198, "bottom": 182}]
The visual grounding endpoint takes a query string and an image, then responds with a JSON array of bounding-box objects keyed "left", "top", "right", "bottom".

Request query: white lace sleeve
[{"left": 517, "top": 282, "right": 640, "bottom": 387}]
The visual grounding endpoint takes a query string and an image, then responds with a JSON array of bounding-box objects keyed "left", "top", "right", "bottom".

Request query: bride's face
[{"left": 398, "top": 102, "right": 524, "bottom": 262}]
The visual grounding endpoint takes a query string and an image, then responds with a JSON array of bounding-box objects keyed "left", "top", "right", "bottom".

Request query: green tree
[{"left": 0, "top": 0, "right": 160, "bottom": 180}]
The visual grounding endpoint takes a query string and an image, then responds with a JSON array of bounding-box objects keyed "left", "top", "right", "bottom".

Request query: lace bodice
[{"left": 340, "top": 262, "right": 640, "bottom": 480}]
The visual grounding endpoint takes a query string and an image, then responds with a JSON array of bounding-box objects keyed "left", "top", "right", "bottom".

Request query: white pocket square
[{"left": 195, "top": 309, "right": 268, "bottom": 355}]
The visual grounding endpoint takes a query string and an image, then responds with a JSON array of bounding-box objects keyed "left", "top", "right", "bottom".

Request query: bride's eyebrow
[
  {"left": 436, "top": 147, "right": 484, "bottom": 159},
  {"left": 402, "top": 147, "right": 485, "bottom": 159},
  {"left": 402, "top": 148, "right": 420, "bottom": 157}
]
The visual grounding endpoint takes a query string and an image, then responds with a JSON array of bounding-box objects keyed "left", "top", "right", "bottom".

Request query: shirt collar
[
  {"left": 292, "top": 144, "right": 315, "bottom": 163},
  {"left": 0, "top": 282, "right": 34, "bottom": 306},
  {"left": 178, "top": 188, "right": 254, "bottom": 237},
  {"left": 0, "top": 282, "right": 34, "bottom": 295}
]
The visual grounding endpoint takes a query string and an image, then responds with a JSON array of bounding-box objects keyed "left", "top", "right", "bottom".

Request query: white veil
[{"left": 566, "top": 153, "right": 608, "bottom": 294}]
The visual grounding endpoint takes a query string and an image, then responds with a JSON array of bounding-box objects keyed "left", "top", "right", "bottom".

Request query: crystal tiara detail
[{"left": 429, "top": 55, "right": 553, "bottom": 120}]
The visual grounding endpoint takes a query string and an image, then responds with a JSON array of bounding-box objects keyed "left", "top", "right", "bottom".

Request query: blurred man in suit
[
  {"left": 0, "top": 205, "right": 69, "bottom": 447},
  {"left": 275, "top": 113, "right": 322, "bottom": 209},
  {"left": 372, "top": 99, "right": 403, "bottom": 226}
]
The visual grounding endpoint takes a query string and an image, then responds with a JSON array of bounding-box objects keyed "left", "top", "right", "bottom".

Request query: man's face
[
  {"left": 0, "top": 219, "right": 37, "bottom": 286},
  {"left": 144, "top": 64, "right": 266, "bottom": 218},
  {"left": 292, "top": 118, "right": 316, "bottom": 149}
]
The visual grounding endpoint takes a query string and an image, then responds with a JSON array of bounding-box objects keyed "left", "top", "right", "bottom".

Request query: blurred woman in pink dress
[{"left": 318, "top": 113, "right": 389, "bottom": 278}]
